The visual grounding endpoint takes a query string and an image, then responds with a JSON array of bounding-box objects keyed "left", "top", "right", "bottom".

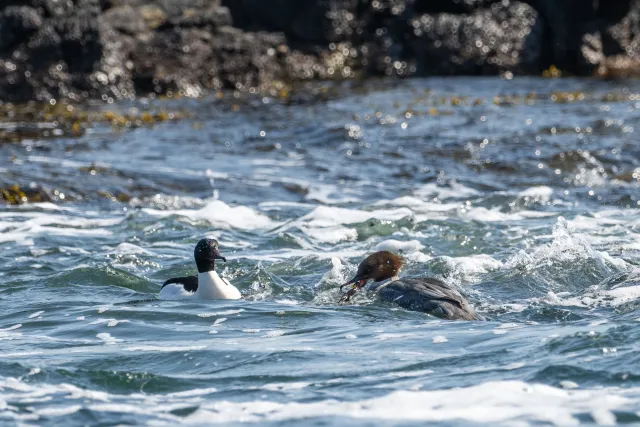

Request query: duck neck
[
  {"left": 195, "top": 270, "right": 240, "bottom": 299},
  {"left": 370, "top": 275, "right": 400, "bottom": 293}
]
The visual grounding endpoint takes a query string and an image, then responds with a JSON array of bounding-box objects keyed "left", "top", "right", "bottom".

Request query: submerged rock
[{"left": 0, "top": 184, "right": 52, "bottom": 205}]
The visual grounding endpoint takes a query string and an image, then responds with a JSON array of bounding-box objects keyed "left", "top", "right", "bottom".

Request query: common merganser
[
  {"left": 159, "top": 238, "right": 241, "bottom": 300},
  {"left": 339, "top": 251, "right": 482, "bottom": 321}
]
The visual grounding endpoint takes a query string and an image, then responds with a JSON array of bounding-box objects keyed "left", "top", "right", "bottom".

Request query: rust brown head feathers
[
  {"left": 356, "top": 251, "right": 404, "bottom": 282},
  {"left": 338, "top": 251, "right": 404, "bottom": 303}
]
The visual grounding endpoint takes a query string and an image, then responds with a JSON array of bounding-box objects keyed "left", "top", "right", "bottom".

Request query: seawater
[{"left": 1, "top": 77, "right": 640, "bottom": 425}]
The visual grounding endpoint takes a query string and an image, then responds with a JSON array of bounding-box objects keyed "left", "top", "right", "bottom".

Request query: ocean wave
[
  {"left": 143, "top": 199, "right": 276, "bottom": 230},
  {"left": 1, "top": 376, "right": 637, "bottom": 425},
  {"left": 0, "top": 211, "right": 122, "bottom": 245}
]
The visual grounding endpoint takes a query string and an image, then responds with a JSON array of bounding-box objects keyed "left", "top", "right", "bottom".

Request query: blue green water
[{"left": 1, "top": 77, "right": 640, "bottom": 425}]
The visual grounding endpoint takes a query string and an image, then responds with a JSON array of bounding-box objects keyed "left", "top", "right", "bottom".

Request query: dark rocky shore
[{"left": 0, "top": 0, "right": 639, "bottom": 102}]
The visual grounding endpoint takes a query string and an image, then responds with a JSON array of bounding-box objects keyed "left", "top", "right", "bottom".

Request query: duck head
[
  {"left": 339, "top": 251, "right": 403, "bottom": 303},
  {"left": 194, "top": 238, "right": 227, "bottom": 273}
]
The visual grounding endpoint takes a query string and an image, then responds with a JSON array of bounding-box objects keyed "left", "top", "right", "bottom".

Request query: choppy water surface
[{"left": 2, "top": 77, "right": 640, "bottom": 425}]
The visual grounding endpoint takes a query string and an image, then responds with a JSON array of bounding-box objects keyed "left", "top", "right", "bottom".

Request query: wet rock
[
  {"left": 413, "top": 0, "right": 503, "bottom": 14},
  {"left": 158, "top": 0, "right": 232, "bottom": 28},
  {"left": 528, "top": 0, "right": 639, "bottom": 76},
  {"left": 0, "top": 6, "right": 42, "bottom": 52},
  {"left": 594, "top": 1, "right": 640, "bottom": 78},
  {"left": 101, "top": 5, "right": 145, "bottom": 35},
  {"left": 222, "top": 0, "right": 358, "bottom": 44},
  {"left": 0, "top": 0, "right": 639, "bottom": 103},
  {"left": 352, "top": 0, "right": 544, "bottom": 77},
  {"left": 407, "top": 2, "right": 544, "bottom": 75}
]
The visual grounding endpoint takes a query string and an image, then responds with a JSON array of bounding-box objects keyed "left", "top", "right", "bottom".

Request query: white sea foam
[
  {"left": 181, "top": 380, "right": 634, "bottom": 424},
  {"left": 143, "top": 199, "right": 275, "bottom": 230},
  {"left": 276, "top": 205, "right": 414, "bottom": 244},
  {"left": 375, "top": 333, "right": 415, "bottom": 340},
  {"left": 28, "top": 311, "right": 44, "bottom": 319},
  {"left": 236, "top": 247, "right": 369, "bottom": 263},
  {"left": 505, "top": 217, "right": 627, "bottom": 277},
  {"left": 317, "top": 257, "right": 346, "bottom": 287},
  {"left": 90, "top": 319, "right": 130, "bottom": 327},
  {"left": 166, "top": 387, "right": 218, "bottom": 397},
  {"left": 375, "top": 239, "right": 424, "bottom": 253},
  {"left": 435, "top": 254, "right": 503, "bottom": 284},
  {"left": 383, "top": 369, "right": 434, "bottom": 379},
  {"left": 432, "top": 335, "right": 448, "bottom": 343},
  {"left": 560, "top": 381, "right": 580, "bottom": 390},
  {"left": 0, "top": 324, "right": 22, "bottom": 342},
  {"left": 110, "top": 243, "right": 151, "bottom": 255},
  {"left": 297, "top": 206, "right": 413, "bottom": 229},
  {"left": 130, "top": 193, "right": 205, "bottom": 210},
  {"left": 542, "top": 285, "right": 640, "bottom": 308},
  {"left": 495, "top": 323, "right": 520, "bottom": 330},
  {"left": 96, "top": 333, "right": 121, "bottom": 345},
  {"left": 197, "top": 309, "right": 244, "bottom": 318},
  {"left": 274, "top": 299, "right": 300, "bottom": 305},
  {"left": 35, "top": 405, "right": 82, "bottom": 417},
  {"left": 0, "top": 211, "right": 121, "bottom": 244},
  {"left": 373, "top": 196, "right": 459, "bottom": 215},
  {"left": 518, "top": 186, "right": 553, "bottom": 200},
  {"left": 462, "top": 207, "right": 552, "bottom": 222},
  {"left": 374, "top": 239, "right": 431, "bottom": 262},
  {"left": 301, "top": 225, "right": 358, "bottom": 243}
]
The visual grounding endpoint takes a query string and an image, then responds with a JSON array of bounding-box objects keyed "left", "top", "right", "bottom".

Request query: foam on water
[
  {"left": 375, "top": 239, "right": 431, "bottom": 262},
  {"left": 96, "top": 333, "right": 121, "bottom": 344},
  {"left": 0, "top": 211, "right": 121, "bottom": 244},
  {"left": 301, "top": 225, "right": 358, "bottom": 243},
  {"left": 518, "top": 186, "right": 554, "bottom": 201},
  {"left": 542, "top": 284, "right": 640, "bottom": 308},
  {"left": 434, "top": 254, "right": 503, "bottom": 283},
  {"left": 297, "top": 205, "right": 413, "bottom": 228},
  {"left": 143, "top": 199, "right": 276, "bottom": 230},
  {"left": 1, "top": 376, "right": 636, "bottom": 425},
  {"left": 188, "top": 381, "right": 631, "bottom": 424},
  {"left": 504, "top": 217, "right": 628, "bottom": 279},
  {"left": 197, "top": 309, "right": 244, "bottom": 317}
]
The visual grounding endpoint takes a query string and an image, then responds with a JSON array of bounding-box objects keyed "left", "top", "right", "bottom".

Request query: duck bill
[
  {"left": 340, "top": 276, "right": 367, "bottom": 291},
  {"left": 213, "top": 248, "right": 227, "bottom": 262},
  {"left": 339, "top": 276, "right": 368, "bottom": 303}
]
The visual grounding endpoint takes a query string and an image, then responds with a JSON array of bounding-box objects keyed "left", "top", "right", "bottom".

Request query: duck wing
[
  {"left": 377, "top": 278, "right": 481, "bottom": 321},
  {"left": 162, "top": 275, "right": 198, "bottom": 293}
]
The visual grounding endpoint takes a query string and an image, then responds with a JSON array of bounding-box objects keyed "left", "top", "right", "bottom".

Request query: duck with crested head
[
  {"left": 339, "top": 251, "right": 482, "bottom": 321},
  {"left": 159, "top": 238, "right": 241, "bottom": 300}
]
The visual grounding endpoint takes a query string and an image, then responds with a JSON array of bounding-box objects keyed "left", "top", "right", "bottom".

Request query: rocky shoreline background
[{"left": 0, "top": 0, "right": 639, "bottom": 103}]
